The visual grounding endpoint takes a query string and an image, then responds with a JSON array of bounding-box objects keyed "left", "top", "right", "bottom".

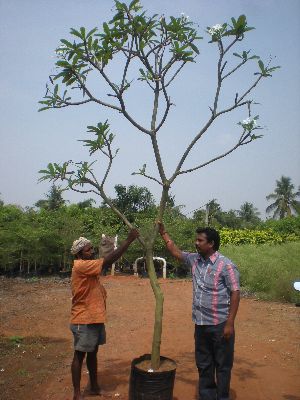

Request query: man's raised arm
[
  {"left": 158, "top": 221, "right": 184, "bottom": 262},
  {"left": 102, "top": 229, "right": 139, "bottom": 268}
]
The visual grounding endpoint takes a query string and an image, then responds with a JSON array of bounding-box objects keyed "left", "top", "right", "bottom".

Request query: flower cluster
[
  {"left": 207, "top": 24, "right": 223, "bottom": 36},
  {"left": 180, "top": 12, "right": 189, "bottom": 22},
  {"left": 241, "top": 117, "right": 257, "bottom": 131}
]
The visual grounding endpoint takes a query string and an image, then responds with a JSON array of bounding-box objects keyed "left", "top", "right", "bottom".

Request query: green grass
[
  {"left": 221, "top": 241, "right": 300, "bottom": 303},
  {"left": 9, "top": 335, "right": 24, "bottom": 344}
]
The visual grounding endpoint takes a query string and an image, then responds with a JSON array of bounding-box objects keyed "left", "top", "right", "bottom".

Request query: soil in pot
[{"left": 129, "top": 354, "right": 177, "bottom": 400}]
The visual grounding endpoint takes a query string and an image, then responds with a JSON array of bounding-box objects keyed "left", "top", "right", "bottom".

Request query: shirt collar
[{"left": 198, "top": 251, "right": 219, "bottom": 264}]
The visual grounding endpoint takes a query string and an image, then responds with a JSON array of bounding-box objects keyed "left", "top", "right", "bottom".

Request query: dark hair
[{"left": 196, "top": 227, "right": 220, "bottom": 250}]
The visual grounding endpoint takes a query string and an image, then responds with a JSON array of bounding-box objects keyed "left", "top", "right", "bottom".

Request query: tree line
[{"left": 0, "top": 176, "right": 299, "bottom": 276}]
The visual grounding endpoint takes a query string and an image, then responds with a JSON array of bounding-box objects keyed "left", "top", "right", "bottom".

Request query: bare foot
[
  {"left": 73, "top": 392, "right": 84, "bottom": 400},
  {"left": 87, "top": 388, "right": 101, "bottom": 396},
  {"left": 86, "top": 384, "right": 101, "bottom": 396}
]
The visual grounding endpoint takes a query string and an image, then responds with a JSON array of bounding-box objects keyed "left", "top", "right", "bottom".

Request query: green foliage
[
  {"left": 266, "top": 176, "right": 300, "bottom": 219},
  {"left": 38, "top": 1, "right": 202, "bottom": 112},
  {"left": 9, "top": 335, "right": 24, "bottom": 344},
  {"left": 107, "top": 184, "right": 156, "bottom": 219},
  {"left": 35, "top": 184, "right": 66, "bottom": 211},
  {"left": 223, "top": 242, "right": 300, "bottom": 303},
  {"left": 220, "top": 228, "right": 285, "bottom": 245}
]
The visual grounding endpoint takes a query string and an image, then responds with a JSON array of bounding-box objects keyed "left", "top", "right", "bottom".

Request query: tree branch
[
  {"left": 133, "top": 172, "right": 163, "bottom": 186},
  {"left": 177, "top": 130, "right": 253, "bottom": 175},
  {"left": 164, "top": 62, "right": 186, "bottom": 88},
  {"left": 154, "top": 78, "right": 171, "bottom": 133},
  {"left": 222, "top": 59, "right": 248, "bottom": 80},
  {"left": 150, "top": 83, "right": 166, "bottom": 181}
]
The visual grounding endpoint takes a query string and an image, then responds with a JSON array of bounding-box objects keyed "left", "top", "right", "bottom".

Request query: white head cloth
[{"left": 71, "top": 237, "right": 91, "bottom": 255}]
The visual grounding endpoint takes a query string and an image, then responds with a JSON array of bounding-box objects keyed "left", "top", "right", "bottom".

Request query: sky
[{"left": 0, "top": 0, "right": 299, "bottom": 218}]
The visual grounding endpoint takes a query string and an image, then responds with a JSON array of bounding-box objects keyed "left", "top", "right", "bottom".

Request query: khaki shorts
[{"left": 70, "top": 323, "right": 106, "bottom": 352}]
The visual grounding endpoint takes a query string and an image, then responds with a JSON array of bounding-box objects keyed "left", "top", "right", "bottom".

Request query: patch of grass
[
  {"left": 221, "top": 241, "right": 300, "bottom": 303},
  {"left": 26, "top": 276, "right": 39, "bottom": 283},
  {"left": 17, "top": 368, "right": 29, "bottom": 377},
  {"left": 9, "top": 335, "right": 24, "bottom": 344}
]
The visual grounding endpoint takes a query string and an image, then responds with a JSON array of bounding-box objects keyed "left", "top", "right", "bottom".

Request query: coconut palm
[
  {"left": 238, "top": 202, "right": 260, "bottom": 224},
  {"left": 266, "top": 176, "right": 300, "bottom": 219}
]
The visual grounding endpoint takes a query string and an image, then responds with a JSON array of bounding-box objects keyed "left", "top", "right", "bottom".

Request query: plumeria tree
[{"left": 39, "top": 0, "right": 279, "bottom": 369}]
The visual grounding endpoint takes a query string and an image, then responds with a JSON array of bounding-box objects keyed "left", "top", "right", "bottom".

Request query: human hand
[
  {"left": 223, "top": 321, "right": 234, "bottom": 340},
  {"left": 127, "top": 228, "right": 139, "bottom": 242},
  {"left": 157, "top": 221, "right": 166, "bottom": 236}
]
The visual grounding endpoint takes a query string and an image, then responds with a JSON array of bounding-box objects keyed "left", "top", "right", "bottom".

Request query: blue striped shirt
[{"left": 182, "top": 251, "right": 240, "bottom": 326}]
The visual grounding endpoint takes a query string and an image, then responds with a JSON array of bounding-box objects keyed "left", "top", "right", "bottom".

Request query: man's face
[
  {"left": 195, "top": 233, "right": 214, "bottom": 256},
  {"left": 79, "top": 244, "right": 94, "bottom": 260}
]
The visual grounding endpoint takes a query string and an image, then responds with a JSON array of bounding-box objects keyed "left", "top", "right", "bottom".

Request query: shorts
[{"left": 70, "top": 323, "right": 106, "bottom": 352}]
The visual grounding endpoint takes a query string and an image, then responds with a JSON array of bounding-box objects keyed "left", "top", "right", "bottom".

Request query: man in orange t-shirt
[{"left": 70, "top": 229, "right": 139, "bottom": 400}]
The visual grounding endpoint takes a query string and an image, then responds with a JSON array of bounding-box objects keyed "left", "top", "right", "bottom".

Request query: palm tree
[
  {"left": 238, "top": 202, "right": 260, "bottom": 224},
  {"left": 266, "top": 176, "right": 300, "bottom": 219}
]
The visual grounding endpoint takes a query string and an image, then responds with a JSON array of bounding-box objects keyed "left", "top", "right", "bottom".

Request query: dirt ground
[{"left": 0, "top": 276, "right": 299, "bottom": 400}]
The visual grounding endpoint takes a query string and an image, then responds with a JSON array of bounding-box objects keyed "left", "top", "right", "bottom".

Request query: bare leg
[
  {"left": 86, "top": 346, "right": 101, "bottom": 395},
  {"left": 71, "top": 350, "right": 86, "bottom": 400}
]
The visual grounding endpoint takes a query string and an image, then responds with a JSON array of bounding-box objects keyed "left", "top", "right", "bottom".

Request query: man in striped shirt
[{"left": 158, "top": 223, "right": 240, "bottom": 400}]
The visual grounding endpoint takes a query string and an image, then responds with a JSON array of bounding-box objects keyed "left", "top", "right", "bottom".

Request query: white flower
[
  {"left": 208, "top": 24, "right": 223, "bottom": 36},
  {"left": 241, "top": 117, "right": 257, "bottom": 130},
  {"left": 180, "top": 12, "right": 189, "bottom": 21}
]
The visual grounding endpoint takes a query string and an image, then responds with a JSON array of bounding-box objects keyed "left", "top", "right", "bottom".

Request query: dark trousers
[{"left": 195, "top": 322, "right": 234, "bottom": 400}]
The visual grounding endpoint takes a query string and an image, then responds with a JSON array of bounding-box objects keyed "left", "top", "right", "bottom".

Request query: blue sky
[{"left": 0, "top": 0, "right": 299, "bottom": 217}]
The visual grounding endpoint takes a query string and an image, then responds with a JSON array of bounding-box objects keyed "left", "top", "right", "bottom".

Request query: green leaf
[
  {"left": 190, "top": 42, "right": 200, "bottom": 54},
  {"left": 129, "top": 0, "right": 140, "bottom": 9},
  {"left": 70, "top": 28, "right": 82, "bottom": 39},
  {"left": 86, "top": 27, "right": 98, "bottom": 38},
  {"left": 236, "top": 15, "right": 246, "bottom": 27},
  {"left": 233, "top": 52, "right": 242, "bottom": 58},
  {"left": 103, "top": 22, "right": 110, "bottom": 35},
  {"left": 80, "top": 27, "right": 86, "bottom": 38},
  {"left": 267, "top": 66, "right": 281, "bottom": 73},
  {"left": 258, "top": 60, "right": 265, "bottom": 72}
]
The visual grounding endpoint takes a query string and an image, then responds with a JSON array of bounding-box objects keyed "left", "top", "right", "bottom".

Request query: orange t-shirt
[{"left": 70, "top": 259, "right": 107, "bottom": 324}]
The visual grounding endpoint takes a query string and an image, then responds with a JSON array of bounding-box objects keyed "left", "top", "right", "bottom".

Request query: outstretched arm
[
  {"left": 158, "top": 222, "right": 184, "bottom": 262},
  {"left": 102, "top": 229, "right": 139, "bottom": 268}
]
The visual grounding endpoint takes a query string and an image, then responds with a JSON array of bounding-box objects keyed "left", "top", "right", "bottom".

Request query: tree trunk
[
  {"left": 63, "top": 246, "right": 66, "bottom": 271},
  {"left": 19, "top": 250, "right": 23, "bottom": 273},
  {"left": 27, "top": 260, "right": 30, "bottom": 274},
  {"left": 145, "top": 246, "right": 164, "bottom": 370}
]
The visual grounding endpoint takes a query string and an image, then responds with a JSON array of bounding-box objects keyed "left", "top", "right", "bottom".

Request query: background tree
[
  {"left": 77, "top": 198, "right": 96, "bottom": 209},
  {"left": 39, "top": 1, "right": 279, "bottom": 369},
  {"left": 238, "top": 201, "right": 260, "bottom": 227},
  {"left": 107, "top": 184, "right": 156, "bottom": 221},
  {"left": 206, "top": 199, "right": 222, "bottom": 226},
  {"left": 216, "top": 209, "right": 241, "bottom": 229},
  {"left": 266, "top": 176, "right": 300, "bottom": 219},
  {"left": 35, "top": 184, "right": 67, "bottom": 211}
]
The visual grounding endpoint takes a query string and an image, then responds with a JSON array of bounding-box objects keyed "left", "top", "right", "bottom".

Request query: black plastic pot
[{"left": 129, "top": 354, "right": 177, "bottom": 400}]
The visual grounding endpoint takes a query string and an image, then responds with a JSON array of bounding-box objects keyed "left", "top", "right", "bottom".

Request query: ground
[{"left": 0, "top": 276, "right": 299, "bottom": 400}]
